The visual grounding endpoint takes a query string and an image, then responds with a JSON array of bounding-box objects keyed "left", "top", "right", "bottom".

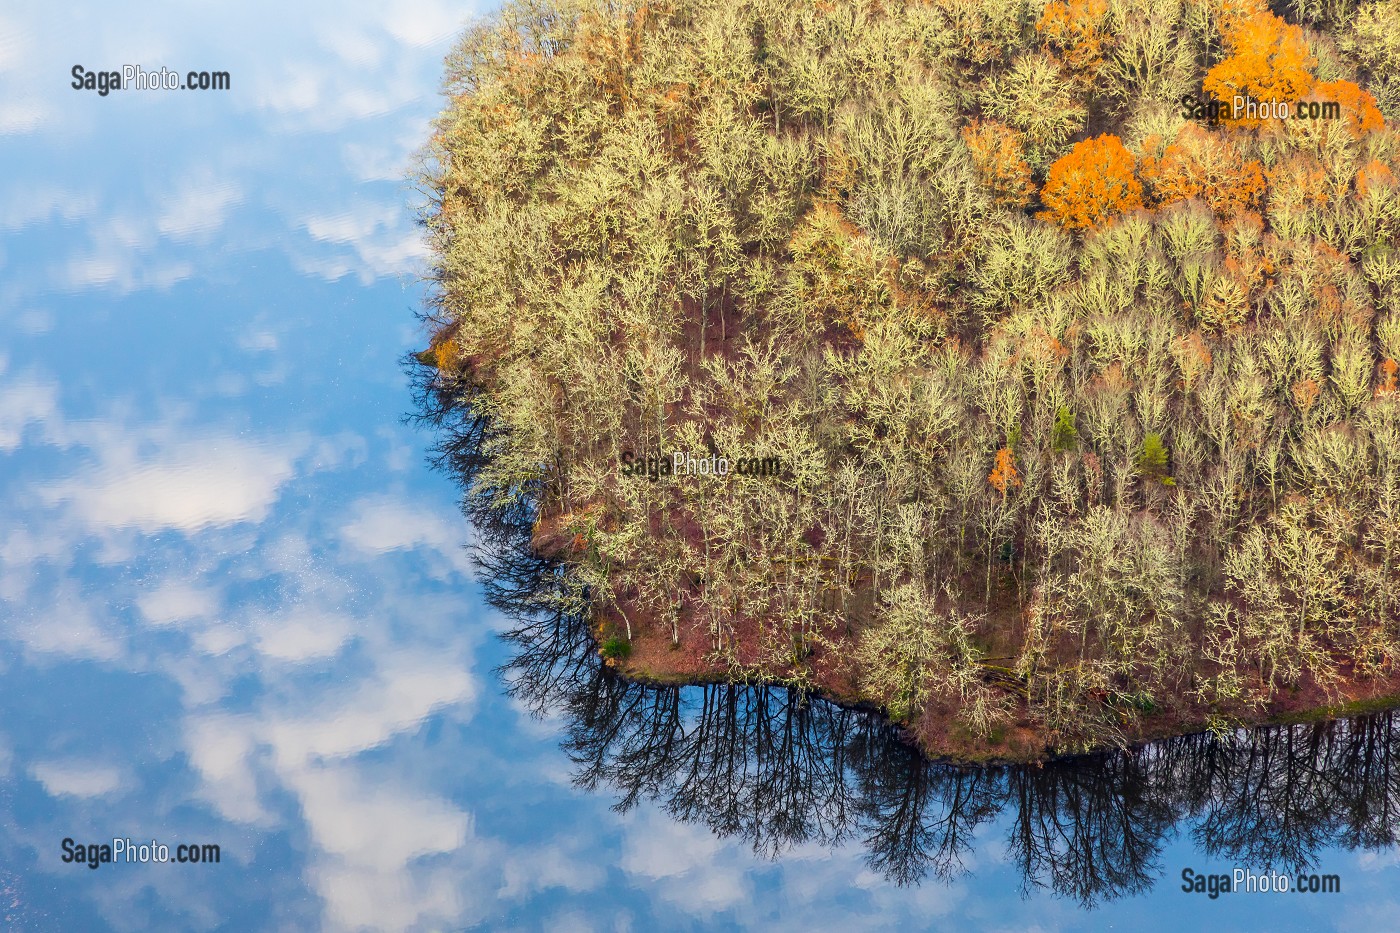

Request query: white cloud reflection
[
  {"left": 290, "top": 765, "right": 473, "bottom": 929},
  {"left": 0, "top": 328, "right": 502, "bottom": 930},
  {"left": 3, "top": 416, "right": 494, "bottom": 929},
  {"left": 136, "top": 581, "right": 221, "bottom": 628},
  {"left": 0, "top": 185, "right": 97, "bottom": 231},
  {"left": 156, "top": 175, "right": 242, "bottom": 241},
  {"left": 30, "top": 760, "right": 124, "bottom": 799},
  {"left": 0, "top": 2, "right": 950, "bottom": 931},
  {"left": 0, "top": 372, "right": 60, "bottom": 452},
  {"left": 44, "top": 434, "right": 308, "bottom": 533},
  {"left": 0, "top": 0, "right": 474, "bottom": 307}
]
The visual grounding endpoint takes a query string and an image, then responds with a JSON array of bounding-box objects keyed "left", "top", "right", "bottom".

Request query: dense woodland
[{"left": 420, "top": 0, "right": 1400, "bottom": 755}]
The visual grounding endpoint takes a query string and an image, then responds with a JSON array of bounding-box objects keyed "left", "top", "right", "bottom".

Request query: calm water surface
[{"left": 2, "top": 2, "right": 1399, "bottom": 930}]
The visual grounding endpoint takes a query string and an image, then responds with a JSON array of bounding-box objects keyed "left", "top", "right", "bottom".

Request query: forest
[{"left": 418, "top": 0, "right": 1400, "bottom": 757}]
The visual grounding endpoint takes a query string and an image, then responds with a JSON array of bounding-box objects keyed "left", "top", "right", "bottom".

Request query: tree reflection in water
[{"left": 415, "top": 369, "right": 1400, "bottom": 907}]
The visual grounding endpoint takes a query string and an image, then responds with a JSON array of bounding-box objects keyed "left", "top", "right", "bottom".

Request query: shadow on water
[{"left": 411, "top": 363, "right": 1400, "bottom": 907}]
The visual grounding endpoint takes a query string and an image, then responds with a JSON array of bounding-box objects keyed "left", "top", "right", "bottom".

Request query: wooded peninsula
[{"left": 418, "top": 0, "right": 1400, "bottom": 759}]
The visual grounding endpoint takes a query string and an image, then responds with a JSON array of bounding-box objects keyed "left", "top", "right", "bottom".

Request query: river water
[{"left": 1, "top": 2, "right": 1398, "bottom": 930}]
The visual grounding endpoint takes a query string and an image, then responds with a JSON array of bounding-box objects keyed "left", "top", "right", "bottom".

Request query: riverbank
[{"left": 602, "top": 615, "right": 1400, "bottom": 763}]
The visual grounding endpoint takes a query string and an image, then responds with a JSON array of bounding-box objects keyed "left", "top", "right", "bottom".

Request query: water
[{"left": 2, "top": 2, "right": 1398, "bottom": 930}]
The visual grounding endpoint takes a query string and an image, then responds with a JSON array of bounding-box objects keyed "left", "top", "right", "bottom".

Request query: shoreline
[{"left": 599, "top": 624, "right": 1400, "bottom": 765}]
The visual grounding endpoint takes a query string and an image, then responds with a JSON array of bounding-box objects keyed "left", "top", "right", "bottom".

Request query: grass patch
[{"left": 601, "top": 637, "right": 633, "bottom": 661}]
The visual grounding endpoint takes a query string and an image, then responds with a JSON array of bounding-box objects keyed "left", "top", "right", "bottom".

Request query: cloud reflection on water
[
  {"left": 0, "top": 391, "right": 497, "bottom": 927},
  {"left": 42, "top": 433, "right": 310, "bottom": 534},
  {"left": 0, "top": 0, "right": 461, "bottom": 307},
  {"left": 3, "top": 0, "right": 614, "bottom": 919}
]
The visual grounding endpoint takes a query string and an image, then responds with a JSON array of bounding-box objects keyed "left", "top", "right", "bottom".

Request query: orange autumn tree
[
  {"left": 1038, "top": 134, "right": 1144, "bottom": 232},
  {"left": 962, "top": 119, "right": 1036, "bottom": 208},
  {"left": 1311, "top": 80, "right": 1386, "bottom": 138},
  {"left": 1172, "top": 331, "right": 1214, "bottom": 392},
  {"left": 1379, "top": 358, "right": 1399, "bottom": 397},
  {"left": 1037, "top": 0, "right": 1110, "bottom": 79},
  {"left": 1202, "top": 9, "right": 1315, "bottom": 126},
  {"left": 1357, "top": 159, "right": 1398, "bottom": 198},
  {"left": 1292, "top": 377, "right": 1321, "bottom": 413},
  {"left": 988, "top": 447, "right": 1022, "bottom": 497},
  {"left": 1221, "top": 212, "right": 1275, "bottom": 298},
  {"left": 1140, "top": 123, "right": 1265, "bottom": 218}
]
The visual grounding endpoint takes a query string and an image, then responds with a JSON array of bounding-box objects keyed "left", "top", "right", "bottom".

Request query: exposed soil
[{"left": 588, "top": 588, "right": 1400, "bottom": 764}]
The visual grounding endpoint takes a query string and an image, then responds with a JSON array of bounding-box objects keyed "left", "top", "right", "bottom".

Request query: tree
[
  {"left": 962, "top": 119, "right": 1036, "bottom": 208},
  {"left": 1340, "top": 0, "right": 1400, "bottom": 120},
  {"left": 1172, "top": 331, "right": 1214, "bottom": 392},
  {"left": 1051, "top": 405, "right": 1079, "bottom": 451},
  {"left": 1038, "top": 135, "right": 1144, "bottom": 232},
  {"left": 1311, "top": 80, "right": 1385, "bottom": 138},
  {"left": 856, "top": 584, "right": 991, "bottom": 724},
  {"left": 1136, "top": 432, "right": 1173, "bottom": 485},
  {"left": 1037, "top": 0, "right": 1110, "bottom": 79},
  {"left": 1379, "top": 358, "right": 1399, "bottom": 397},
  {"left": 977, "top": 52, "right": 1087, "bottom": 169},
  {"left": 1139, "top": 124, "right": 1265, "bottom": 218},
  {"left": 1202, "top": 9, "right": 1315, "bottom": 126},
  {"left": 988, "top": 446, "right": 1022, "bottom": 496},
  {"left": 1357, "top": 159, "right": 1398, "bottom": 198},
  {"left": 1292, "top": 377, "right": 1321, "bottom": 413}
]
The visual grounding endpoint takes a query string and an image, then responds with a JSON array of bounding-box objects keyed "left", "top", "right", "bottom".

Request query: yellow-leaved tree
[{"left": 962, "top": 119, "right": 1036, "bottom": 208}]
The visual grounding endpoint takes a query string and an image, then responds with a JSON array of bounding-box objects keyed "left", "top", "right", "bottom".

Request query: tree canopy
[{"left": 421, "top": 0, "right": 1400, "bottom": 758}]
